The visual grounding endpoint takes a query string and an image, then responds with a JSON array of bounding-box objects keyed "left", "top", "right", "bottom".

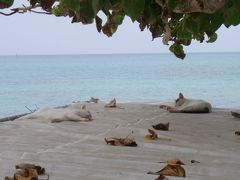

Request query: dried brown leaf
[
  {"left": 14, "top": 168, "right": 38, "bottom": 180},
  {"left": 155, "top": 174, "right": 169, "bottom": 180},
  {"left": 160, "top": 164, "right": 185, "bottom": 177},
  {"left": 14, "top": 169, "right": 28, "bottom": 177},
  {"left": 235, "top": 131, "right": 240, "bottom": 136},
  {"left": 5, "top": 163, "right": 48, "bottom": 180},
  {"left": 105, "top": 137, "right": 137, "bottom": 147},
  {"left": 148, "top": 164, "right": 186, "bottom": 177},
  {"left": 231, "top": 111, "right": 240, "bottom": 118},
  {"left": 152, "top": 122, "right": 169, "bottom": 131},
  {"left": 166, "top": 158, "right": 185, "bottom": 165},
  {"left": 4, "top": 177, "right": 14, "bottom": 180},
  {"left": 144, "top": 129, "right": 158, "bottom": 140},
  {"left": 16, "top": 163, "right": 45, "bottom": 175}
]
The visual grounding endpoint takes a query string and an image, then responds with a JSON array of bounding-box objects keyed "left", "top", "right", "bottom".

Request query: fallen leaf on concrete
[
  {"left": 104, "top": 98, "right": 117, "bottom": 108},
  {"left": 5, "top": 163, "right": 48, "bottom": 180},
  {"left": 235, "top": 131, "right": 240, "bottom": 136},
  {"left": 16, "top": 163, "right": 45, "bottom": 175},
  {"left": 144, "top": 129, "right": 158, "bottom": 140},
  {"left": 105, "top": 137, "right": 137, "bottom": 147},
  {"left": 14, "top": 168, "right": 38, "bottom": 180},
  {"left": 155, "top": 174, "right": 169, "bottom": 180},
  {"left": 231, "top": 111, "right": 240, "bottom": 118},
  {"left": 148, "top": 164, "right": 186, "bottom": 177},
  {"left": 4, "top": 177, "right": 13, "bottom": 180},
  {"left": 159, "top": 158, "right": 185, "bottom": 165},
  {"left": 152, "top": 122, "right": 170, "bottom": 131}
]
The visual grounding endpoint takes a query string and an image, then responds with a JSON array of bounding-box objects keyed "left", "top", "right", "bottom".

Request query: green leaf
[
  {"left": 75, "top": 0, "right": 101, "bottom": 23},
  {"left": 195, "top": 33, "right": 205, "bottom": 43},
  {"left": 40, "top": 0, "right": 56, "bottom": 10},
  {"left": 209, "top": 13, "right": 223, "bottom": 32},
  {"left": 110, "top": 0, "right": 121, "bottom": 6},
  {"left": 61, "top": 0, "right": 79, "bottom": 11},
  {"left": 30, "top": 0, "right": 38, "bottom": 7},
  {"left": 185, "top": 18, "right": 199, "bottom": 35},
  {"left": 113, "top": 11, "right": 125, "bottom": 25},
  {"left": 102, "top": 11, "right": 125, "bottom": 37},
  {"left": 176, "top": 28, "right": 192, "bottom": 40},
  {"left": 110, "top": 0, "right": 122, "bottom": 11},
  {"left": 166, "top": 0, "right": 176, "bottom": 11},
  {"left": 207, "top": 32, "right": 218, "bottom": 43},
  {"left": 0, "top": 0, "right": 13, "bottom": 9},
  {"left": 169, "top": 43, "right": 186, "bottom": 60},
  {"left": 139, "top": 22, "right": 147, "bottom": 31},
  {"left": 143, "top": 2, "right": 161, "bottom": 25},
  {"left": 198, "top": 14, "right": 210, "bottom": 33},
  {"left": 123, "top": 0, "right": 145, "bottom": 20},
  {"left": 150, "top": 25, "right": 163, "bottom": 40},
  {"left": 224, "top": 5, "right": 240, "bottom": 26}
]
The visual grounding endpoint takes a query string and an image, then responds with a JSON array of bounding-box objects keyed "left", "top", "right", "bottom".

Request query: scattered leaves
[
  {"left": 152, "top": 122, "right": 169, "bottom": 131},
  {"left": 144, "top": 129, "right": 158, "bottom": 140},
  {"left": 105, "top": 137, "right": 137, "bottom": 147},
  {"left": 148, "top": 164, "right": 186, "bottom": 177}
]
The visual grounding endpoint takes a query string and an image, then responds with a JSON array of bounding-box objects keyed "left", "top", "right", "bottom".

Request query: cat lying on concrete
[
  {"left": 160, "top": 93, "right": 212, "bottom": 113},
  {"left": 18, "top": 104, "right": 92, "bottom": 123}
]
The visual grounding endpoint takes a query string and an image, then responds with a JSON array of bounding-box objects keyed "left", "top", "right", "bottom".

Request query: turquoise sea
[{"left": 0, "top": 53, "right": 240, "bottom": 117}]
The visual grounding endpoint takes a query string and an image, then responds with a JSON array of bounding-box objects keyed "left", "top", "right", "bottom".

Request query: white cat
[
  {"left": 18, "top": 104, "right": 92, "bottom": 123},
  {"left": 160, "top": 93, "right": 212, "bottom": 113}
]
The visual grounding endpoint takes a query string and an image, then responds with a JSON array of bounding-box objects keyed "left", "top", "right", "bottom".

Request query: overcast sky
[{"left": 1, "top": 2, "right": 240, "bottom": 55}]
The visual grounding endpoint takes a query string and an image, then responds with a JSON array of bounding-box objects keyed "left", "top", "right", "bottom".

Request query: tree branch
[
  {"left": 0, "top": 11, "right": 17, "bottom": 16},
  {"left": 0, "top": 4, "right": 52, "bottom": 16},
  {"left": 155, "top": 0, "right": 229, "bottom": 14}
]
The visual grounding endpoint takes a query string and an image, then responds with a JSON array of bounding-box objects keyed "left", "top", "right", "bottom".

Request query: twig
[
  {"left": 30, "top": 10, "right": 52, "bottom": 15},
  {"left": 0, "top": 4, "right": 52, "bottom": 16},
  {"left": 35, "top": 104, "right": 39, "bottom": 110},
  {"left": 0, "top": 11, "right": 17, "bottom": 16},
  {"left": 0, "top": 113, "right": 30, "bottom": 122},
  {"left": 25, "top": 106, "right": 33, "bottom": 113},
  {"left": 125, "top": 131, "right": 134, "bottom": 139}
]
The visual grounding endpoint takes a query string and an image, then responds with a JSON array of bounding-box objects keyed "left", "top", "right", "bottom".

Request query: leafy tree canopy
[{"left": 1, "top": 0, "right": 240, "bottom": 59}]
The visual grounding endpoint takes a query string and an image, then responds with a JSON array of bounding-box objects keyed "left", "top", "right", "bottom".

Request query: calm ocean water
[{"left": 0, "top": 53, "right": 239, "bottom": 117}]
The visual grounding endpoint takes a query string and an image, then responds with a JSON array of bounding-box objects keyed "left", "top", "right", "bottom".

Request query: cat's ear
[{"left": 179, "top": 93, "right": 184, "bottom": 99}]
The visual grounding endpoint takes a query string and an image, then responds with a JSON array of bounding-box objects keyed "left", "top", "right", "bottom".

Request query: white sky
[{"left": 1, "top": 1, "right": 240, "bottom": 55}]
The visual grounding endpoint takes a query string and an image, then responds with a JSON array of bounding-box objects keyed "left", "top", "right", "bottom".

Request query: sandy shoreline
[{"left": 0, "top": 102, "right": 240, "bottom": 179}]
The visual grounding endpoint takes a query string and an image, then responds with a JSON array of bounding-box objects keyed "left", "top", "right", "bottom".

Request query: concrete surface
[{"left": 0, "top": 103, "right": 240, "bottom": 180}]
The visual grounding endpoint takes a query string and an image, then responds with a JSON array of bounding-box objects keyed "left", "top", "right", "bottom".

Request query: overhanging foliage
[{"left": 1, "top": 0, "right": 240, "bottom": 59}]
